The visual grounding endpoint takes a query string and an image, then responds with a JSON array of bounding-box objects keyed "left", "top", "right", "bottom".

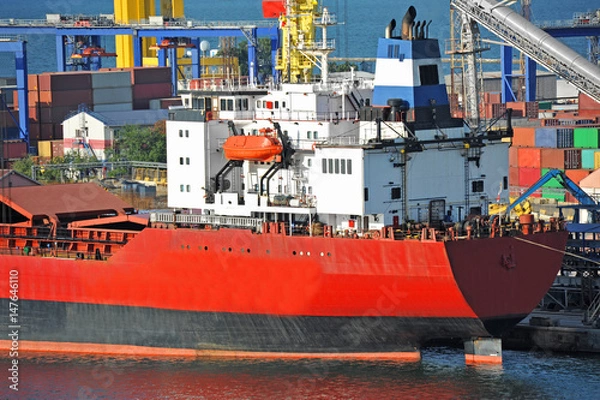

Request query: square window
[
  {"left": 307, "top": 131, "right": 312, "bottom": 139},
  {"left": 347, "top": 159, "right": 353, "bottom": 174},
  {"left": 341, "top": 159, "right": 346, "bottom": 174},
  {"left": 179, "top": 129, "right": 183, "bottom": 137},
  {"left": 179, "top": 157, "right": 184, "bottom": 165},
  {"left": 185, "top": 130, "right": 189, "bottom": 137},
  {"left": 180, "top": 184, "right": 184, "bottom": 192},
  {"left": 391, "top": 187, "right": 401, "bottom": 199},
  {"left": 186, "top": 157, "right": 190, "bottom": 165},
  {"left": 322, "top": 158, "right": 327, "bottom": 173},
  {"left": 335, "top": 159, "right": 340, "bottom": 174},
  {"left": 186, "top": 185, "right": 191, "bottom": 192},
  {"left": 328, "top": 159, "right": 333, "bottom": 174},
  {"left": 314, "top": 131, "right": 318, "bottom": 139}
]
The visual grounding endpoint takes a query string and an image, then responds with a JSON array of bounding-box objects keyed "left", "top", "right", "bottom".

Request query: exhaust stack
[{"left": 401, "top": 6, "right": 417, "bottom": 40}]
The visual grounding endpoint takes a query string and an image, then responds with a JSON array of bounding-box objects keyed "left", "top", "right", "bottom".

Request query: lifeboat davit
[{"left": 222, "top": 135, "right": 283, "bottom": 162}]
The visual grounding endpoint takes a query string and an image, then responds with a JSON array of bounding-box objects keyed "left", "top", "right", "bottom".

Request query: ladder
[{"left": 584, "top": 291, "right": 600, "bottom": 328}]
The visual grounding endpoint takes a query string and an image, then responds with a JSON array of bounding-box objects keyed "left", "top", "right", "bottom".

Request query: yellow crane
[{"left": 114, "top": 0, "right": 184, "bottom": 67}]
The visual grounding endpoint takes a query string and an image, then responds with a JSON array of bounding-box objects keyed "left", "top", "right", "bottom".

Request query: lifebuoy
[
  {"left": 373, "top": 231, "right": 380, "bottom": 239},
  {"left": 312, "top": 142, "right": 317, "bottom": 151},
  {"left": 206, "top": 111, "right": 213, "bottom": 121}
]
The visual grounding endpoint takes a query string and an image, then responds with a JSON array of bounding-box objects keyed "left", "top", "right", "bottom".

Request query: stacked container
[
  {"left": 509, "top": 125, "right": 600, "bottom": 202},
  {"left": 91, "top": 71, "right": 133, "bottom": 112}
]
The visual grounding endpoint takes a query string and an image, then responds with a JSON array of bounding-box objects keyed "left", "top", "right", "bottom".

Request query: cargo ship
[{"left": 0, "top": 1, "right": 568, "bottom": 364}]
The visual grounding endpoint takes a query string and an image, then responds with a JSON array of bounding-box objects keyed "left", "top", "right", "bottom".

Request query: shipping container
[
  {"left": 540, "top": 149, "right": 565, "bottom": 169},
  {"left": 92, "top": 102, "right": 133, "bottom": 112},
  {"left": 40, "top": 123, "right": 55, "bottom": 140},
  {"left": 518, "top": 167, "right": 541, "bottom": 188},
  {"left": 511, "top": 127, "right": 536, "bottom": 147},
  {"left": 557, "top": 128, "right": 574, "bottom": 148},
  {"left": 29, "top": 122, "right": 41, "bottom": 141},
  {"left": 91, "top": 71, "right": 132, "bottom": 89},
  {"left": 541, "top": 188, "right": 565, "bottom": 202},
  {"left": 565, "top": 169, "right": 591, "bottom": 185},
  {"left": 92, "top": 87, "right": 133, "bottom": 105},
  {"left": 1, "top": 140, "right": 27, "bottom": 159},
  {"left": 38, "top": 72, "right": 92, "bottom": 92},
  {"left": 517, "top": 147, "right": 541, "bottom": 168},
  {"left": 38, "top": 106, "right": 77, "bottom": 123},
  {"left": 51, "top": 140, "right": 64, "bottom": 158},
  {"left": 594, "top": 151, "right": 600, "bottom": 169},
  {"left": 564, "top": 149, "right": 582, "bottom": 169},
  {"left": 509, "top": 166, "right": 519, "bottom": 187},
  {"left": 0, "top": 110, "right": 19, "bottom": 128},
  {"left": 133, "top": 82, "right": 172, "bottom": 100},
  {"left": 131, "top": 67, "right": 171, "bottom": 85},
  {"left": 37, "top": 140, "right": 52, "bottom": 158},
  {"left": 27, "top": 74, "right": 39, "bottom": 91},
  {"left": 573, "top": 127, "right": 600, "bottom": 148},
  {"left": 38, "top": 89, "right": 93, "bottom": 107},
  {"left": 581, "top": 149, "right": 597, "bottom": 169},
  {"left": 541, "top": 168, "right": 563, "bottom": 188},
  {"left": 508, "top": 146, "right": 518, "bottom": 167},
  {"left": 534, "top": 127, "right": 557, "bottom": 148}
]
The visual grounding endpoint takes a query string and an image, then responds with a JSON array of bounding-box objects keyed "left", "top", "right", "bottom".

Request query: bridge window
[
  {"left": 335, "top": 159, "right": 340, "bottom": 174},
  {"left": 391, "top": 187, "right": 401, "bottom": 199},
  {"left": 322, "top": 158, "right": 327, "bottom": 173},
  {"left": 341, "top": 159, "right": 346, "bottom": 174},
  {"left": 347, "top": 159, "right": 353, "bottom": 174}
]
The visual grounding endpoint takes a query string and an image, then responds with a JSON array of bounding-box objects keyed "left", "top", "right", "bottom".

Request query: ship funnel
[
  {"left": 401, "top": 6, "right": 417, "bottom": 40},
  {"left": 385, "top": 18, "right": 397, "bottom": 38}
]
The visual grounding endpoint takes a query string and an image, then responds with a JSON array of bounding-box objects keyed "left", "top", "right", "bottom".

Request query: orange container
[
  {"left": 512, "top": 127, "right": 536, "bottom": 147},
  {"left": 565, "top": 169, "right": 591, "bottom": 185},
  {"left": 509, "top": 147, "right": 519, "bottom": 167}
]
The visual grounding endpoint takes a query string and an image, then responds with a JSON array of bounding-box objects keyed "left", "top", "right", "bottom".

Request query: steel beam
[{"left": 0, "top": 40, "right": 29, "bottom": 145}]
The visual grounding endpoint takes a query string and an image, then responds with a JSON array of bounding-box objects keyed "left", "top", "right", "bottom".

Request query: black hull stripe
[{"left": 1, "top": 299, "right": 519, "bottom": 352}]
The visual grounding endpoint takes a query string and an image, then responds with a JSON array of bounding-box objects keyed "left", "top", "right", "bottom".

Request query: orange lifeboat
[{"left": 222, "top": 135, "right": 283, "bottom": 162}]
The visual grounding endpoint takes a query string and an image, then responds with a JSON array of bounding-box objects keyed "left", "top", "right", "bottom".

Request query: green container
[
  {"left": 542, "top": 188, "right": 565, "bottom": 202},
  {"left": 573, "top": 127, "right": 600, "bottom": 149},
  {"left": 538, "top": 101, "right": 552, "bottom": 110},
  {"left": 582, "top": 149, "right": 597, "bottom": 169},
  {"left": 541, "top": 168, "right": 563, "bottom": 188}
]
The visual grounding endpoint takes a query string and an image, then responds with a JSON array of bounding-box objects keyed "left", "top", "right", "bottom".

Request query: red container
[
  {"left": 0, "top": 110, "right": 18, "bottom": 128},
  {"left": 51, "top": 140, "right": 64, "bottom": 158},
  {"left": 518, "top": 167, "right": 541, "bottom": 188},
  {"left": 38, "top": 72, "right": 92, "bottom": 92},
  {"left": 2, "top": 140, "right": 27, "bottom": 159},
  {"left": 131, "top": 67, "right": 171, "bottom": 84},
  {"left": 160, "top": 97, "right": 182, "bottom": 108},
  {"left": 39, "top": 89, "right": 93, "bottom": 107},
  {"left": 38, "top": 106, "right": 76, "bottom": 123},
  {"left": 512, "top": 127, "right": 536, "bottom": 147},
  {"left": 40, "top": 123, "right": 56, "bottom": 140},
  {"left": 540, "top": 148, "right": 565, "bottom": 169},
  {"left": 564, "top": 149, "right": 582, "bottom": 170},
  {"left": 133, "top": 82, "right": 172, "bottom": 99},
  {"left": 517, "top": 148, "right": 541, "bottom": 168},
  {"left": 29, "top": 122, "right": 41, "bottom": 141}
]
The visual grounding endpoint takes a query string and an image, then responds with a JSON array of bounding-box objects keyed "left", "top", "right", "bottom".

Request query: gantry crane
[{"left": 114, "top": 0, "right": 184, "bottom": 67}]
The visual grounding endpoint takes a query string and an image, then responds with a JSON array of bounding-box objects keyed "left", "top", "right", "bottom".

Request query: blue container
[
  {"left": 557, "top": 128, "right": 574, "bottom": 148},
  {"left": 535, "top": 127, "right": 557, "bottom": 148}
]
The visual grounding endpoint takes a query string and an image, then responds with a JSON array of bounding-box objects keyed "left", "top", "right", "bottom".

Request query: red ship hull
[{"left": 0, "top": 227, "right": 567, "bottom": 356}]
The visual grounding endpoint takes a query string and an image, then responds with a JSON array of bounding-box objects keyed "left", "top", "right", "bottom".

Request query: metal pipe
[{"left": 401, "top": 6, "right": 417, "bottom": 40}]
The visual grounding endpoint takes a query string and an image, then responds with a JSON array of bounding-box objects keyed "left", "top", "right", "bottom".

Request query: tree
[
  {"left": 113, "top": 125, "right": 166, "bottom": 163},
  {"left": 11, "top": 155, "right": 35, "bottom": 178}
]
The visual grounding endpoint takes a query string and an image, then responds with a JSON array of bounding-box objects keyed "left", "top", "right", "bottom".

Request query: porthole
[
  {"left": 204, "top": 246, "right": 209, "bottom": 251},
  {"left": 307, "top": 251, "right": 311, "bottom": 256},
  {"left": 320, "top": 252, "right": 324, "bottom": 257},
  {"left": 327, "top": 252, "right": 332, "bottom": 257},
  {"left": 228, "top": 247, "right": 232, "bottom": 252},
  {"left": 266, "top": 249, "right": 270, "bottom": 254},
  {"left": 247, "top": 249, "right": 251, "bottom": 253},
  {"left": 292, "top": 251, "right": 297, "bottom": 255}
]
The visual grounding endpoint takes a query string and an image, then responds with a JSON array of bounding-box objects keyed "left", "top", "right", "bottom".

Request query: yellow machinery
[
  {"left": 276, "top": 0, "right": 319, "bottom": 83},
  {"left": 114, "top": 0, "right": 184, "bottom": 67}
]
